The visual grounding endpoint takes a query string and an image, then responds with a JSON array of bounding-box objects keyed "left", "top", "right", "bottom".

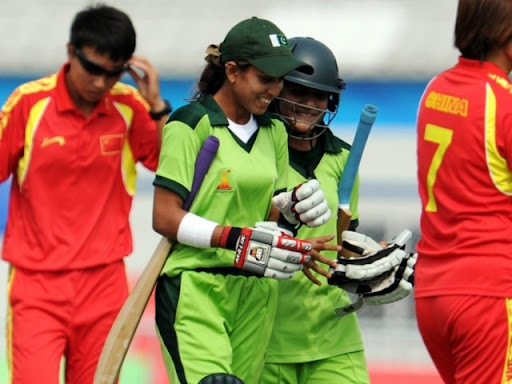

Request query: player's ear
[
  {"left": 66, "top": 43, "right": 75, "bottom": 61},
  {"left": 224, "top": 61, "right": 238, "bottom": 84}
]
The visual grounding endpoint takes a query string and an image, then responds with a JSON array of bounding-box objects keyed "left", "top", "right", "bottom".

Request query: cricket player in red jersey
[
  {"left": 416, "top": 0, "right": 512, "bottom": 382},
  {"left": 0, "top": 4, "right": 170, "bottom": 383}
]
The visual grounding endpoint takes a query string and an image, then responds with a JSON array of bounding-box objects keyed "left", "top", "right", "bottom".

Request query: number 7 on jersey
[{"left": 423, "top": 124, "right": 453, "bottom": 212}]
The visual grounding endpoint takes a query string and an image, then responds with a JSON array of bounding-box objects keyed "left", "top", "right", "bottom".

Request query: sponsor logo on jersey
[
  {"left": 217, "top": 170, "right": 233, "bottom": 190},
  {"left": 41, "top": 136, "right": 65, "bottom": 147}
]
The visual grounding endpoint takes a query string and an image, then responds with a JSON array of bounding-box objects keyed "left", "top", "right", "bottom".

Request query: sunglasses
[{"left": 74, "top": 48, "right": 129, "bottom": 78}]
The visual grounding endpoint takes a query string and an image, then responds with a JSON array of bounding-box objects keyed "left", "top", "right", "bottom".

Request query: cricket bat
[
  {"left": 337, "top": 104, "right": 377, "bottom": 258},
  {"left": 93, "top": 135, "right": 220, "bottom": 384}
]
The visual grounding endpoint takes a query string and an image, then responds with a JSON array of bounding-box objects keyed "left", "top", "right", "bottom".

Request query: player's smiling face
[
  {"left": 279, "top": 82, "right": 329, "bottom": 133},
  {"left": 231, "top": 65, "right": 284, "bottom": 118}
]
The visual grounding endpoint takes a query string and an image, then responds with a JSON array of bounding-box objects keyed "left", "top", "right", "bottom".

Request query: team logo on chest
[
  {"left": 100, "top": 134, "right": 124, "bottom": 155},
  {"left": 41, "top": 136, "right": 65, "bottom": 147},
  {"left": 216, "top": 169, "right": 233, "bottom": 191}
]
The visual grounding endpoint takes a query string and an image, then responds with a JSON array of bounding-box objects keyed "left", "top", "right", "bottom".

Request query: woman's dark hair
[
  {"left": 70, "top": 3, "right": 136, "bottom": 61},
  {"left": 193, "top": 62, "right": 251, "bottom": 100},
  {"left": 193, "top": 63, "right": 226, "bottom": 100},
  {"left": 455, "top": 0, "right": 512, "bottom": 60}
]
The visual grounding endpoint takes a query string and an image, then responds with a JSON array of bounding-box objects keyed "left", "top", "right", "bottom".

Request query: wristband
[
  {"left": 219, "top": 226, "right": 242, "bottom": 250},
  {"left": 150, "top": 99, "right": 172, "bottom": 120},
  {"left": 177, "top": 213, "right": 217, "bottom": 248}
]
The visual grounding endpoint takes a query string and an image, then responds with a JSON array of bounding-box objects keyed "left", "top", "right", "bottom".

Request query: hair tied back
[{"left": 205, "top": 44, "right": 222, "bottom": 66}]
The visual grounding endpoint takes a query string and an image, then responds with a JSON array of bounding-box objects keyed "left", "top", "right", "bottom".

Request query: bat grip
[
  {"left": 337, "top": 104, "right": 377, "bottom": 206},
  {"left": 183, "top": 136, "right": 220, "bottom": 210},
  {"left": 360, "top": 104, "right": 378, "bottom": 125}
]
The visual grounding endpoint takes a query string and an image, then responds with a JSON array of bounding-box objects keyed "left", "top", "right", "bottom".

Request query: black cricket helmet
[
  {"left": 286, "top": 36, "right": 345, "bottom": 113},
  {"left": 273, "top": 37, "right": 345, "bottom": 140}
]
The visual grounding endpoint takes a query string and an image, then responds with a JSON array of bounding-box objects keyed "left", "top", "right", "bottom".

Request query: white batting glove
[
  {"left": 272, "top": 179, "right": 331, "bottom": 228},
  {"left": 363, "top": 252, "right": 417, "bottom": 305},
  {"left": 220, "top": 221, "right": 312, "bottom": 280},
  {"left": 329, "top": 230, "right": 410, "bottom": 282},
  {"left": 328, "top": 229, "right": 415, "bottom": 305}
]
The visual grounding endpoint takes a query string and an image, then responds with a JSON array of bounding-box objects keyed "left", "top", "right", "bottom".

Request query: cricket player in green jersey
[
  {"left": 262, "top": 36, "right": 417, "bottom": 384},
  {"left": 261, "top": 36, "right": 370, "bottom": 384},
  {"left": 151, "top": 19, "right": 339, "bottom": 384}
]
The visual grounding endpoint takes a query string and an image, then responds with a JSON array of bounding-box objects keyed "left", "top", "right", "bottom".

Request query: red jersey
[
  {"left": 416, "top": 57, "right": 512, "bottom": 297},
  {"left": 0, "top": 64, "right": 159, "bottom": 271}
]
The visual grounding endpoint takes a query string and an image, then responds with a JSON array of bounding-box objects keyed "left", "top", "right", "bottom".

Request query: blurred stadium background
[{"left": 0, "top": 0, "right": 460, "bottom": 382}]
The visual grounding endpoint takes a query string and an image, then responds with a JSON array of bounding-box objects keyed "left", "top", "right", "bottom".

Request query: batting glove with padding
[
  {"left": 272, "top": 179, "right": 331, "bottom": 228},
  {"left": 328, "top": 229, "right": 415, "bottom": 305},
  {"left": 362, "top": 252, "right": 417, "bottom": 305},
  {"left": 220, "top": 222, "right": 312, "bottom": 280},
  {"left": 329, "top": 230, "right": 410, "bottom": 284}
]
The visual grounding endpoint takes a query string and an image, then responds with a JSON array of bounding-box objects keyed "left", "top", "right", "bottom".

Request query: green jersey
[
  {"left": 154, "top": 95, "right": 290, "bottom": 277},
  {"left": 265, "top": 128, "right": 365, "bottom": 363}
]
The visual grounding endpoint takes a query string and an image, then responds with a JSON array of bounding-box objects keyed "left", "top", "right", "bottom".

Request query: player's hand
[
  {"left": 127, "top": 55, "right": 164, "bottom": 112},
  {"left": 220, "top": 222, "right": 312, "bottom": 280},
  {"left": 272, "top": 179, "right": 331, "bottom": 228},
  {"left": 301, "top": 234, "right": 339, "bottom": 285}
]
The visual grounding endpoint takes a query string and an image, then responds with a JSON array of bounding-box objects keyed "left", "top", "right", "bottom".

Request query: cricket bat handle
[
  {"left": 337, "top": 104, "right": 377, "bottom": 258},
  {"left": 336, "top": 203, "right": 352, "bottom": 243}
]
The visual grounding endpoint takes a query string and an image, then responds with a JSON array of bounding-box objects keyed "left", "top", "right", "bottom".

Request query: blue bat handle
[{"left": 338, "top": 104, "right": 378, "bottom": 207}]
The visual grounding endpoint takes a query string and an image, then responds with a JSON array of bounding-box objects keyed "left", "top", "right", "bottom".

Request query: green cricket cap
[{"left": 220, "top": 17, "right": 312, "bottom": 78}]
